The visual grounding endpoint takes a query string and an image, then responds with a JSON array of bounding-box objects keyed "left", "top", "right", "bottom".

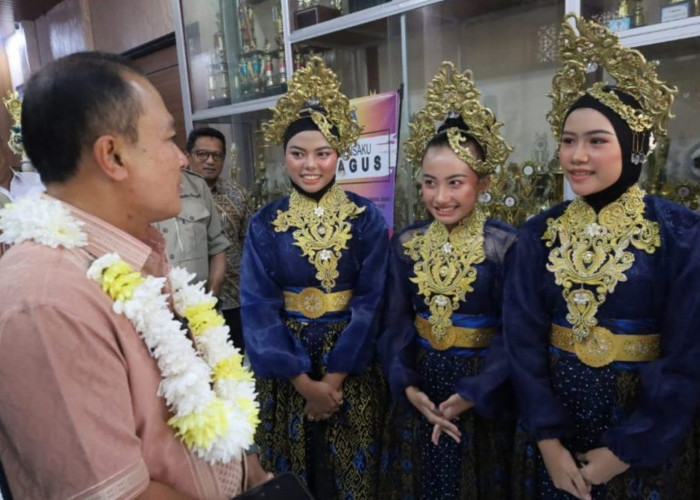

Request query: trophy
[
  {"left": 272, "top": 1, "right": 284, "bottom": 49},
  {"left": 207, "top": 13, "right": 231, "bottom": 106},
  {"left": 278, "top": 52, "right": 287, "bottom": 84},
  {"left": 633, "top": 0, "right": 646, "bottom": 27},
  {"left": 240, "top": 56, "right": 255, "bottom": 97},
  {"left": 295, "top": 0, "right": 341, "bottom": 30},
  {"left": 608, "top": 0, "right": 634, "bottom": 32},
  {"left": 661, "top": 0, "right": 696, "bottom": 22},
  {"left": 330, "top": 0, "right": 343, "bottom": 13},
  {"left": 238, "top": 1, "right": 257, "bottom": 52},
  {"left": 251, "top": 51, "right": 264, "bottom": 94},
  {"left": 2, "top": 90, "right": 29, "bottom": 164},
  {"left": 264, "top": 53, "right": 275, "bottom": 88}
]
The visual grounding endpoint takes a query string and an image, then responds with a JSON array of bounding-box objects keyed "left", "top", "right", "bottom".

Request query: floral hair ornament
[
  {"left": 404, "top": 61, "right": 511, "bottom": 176},
  {"left": 263, "top": 56, "right": 361, "bottom": 158},
  {"left": 548, "top": 14, "right": 677, "bottom": 164}
]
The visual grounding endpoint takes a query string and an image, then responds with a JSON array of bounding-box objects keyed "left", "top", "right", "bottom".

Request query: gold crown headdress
[
  {"left": 263, "top": 56, "right": 361, "bottom": 157},
  {"left": 548, "top": 14, "right": 677, "bottom": 158},
  {"left": 405, "top": 62, "right": 511, "bottom": 176},
  {"left": 3, "top": 90, "right": 27, "bottom": 161}
]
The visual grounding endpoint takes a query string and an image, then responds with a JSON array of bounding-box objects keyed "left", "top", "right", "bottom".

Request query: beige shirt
[
  {"left": 0, "top": 198, "right": 243, "bottom": 499},
  {"left": 154, "top": 170, "right": 231, "bottom": 287}
]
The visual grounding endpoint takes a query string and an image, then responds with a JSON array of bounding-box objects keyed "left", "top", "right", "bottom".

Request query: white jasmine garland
[
  {"left": 0, "top": 193, "right": 87, "bottom": 248},
  {"left": 0, "top": 194, "right": 259, "bottom": 463}
]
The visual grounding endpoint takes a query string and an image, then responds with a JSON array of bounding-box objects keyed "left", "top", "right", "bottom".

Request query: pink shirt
[{"left": 0, "top": 198, "right": 243, "bottom": 499}]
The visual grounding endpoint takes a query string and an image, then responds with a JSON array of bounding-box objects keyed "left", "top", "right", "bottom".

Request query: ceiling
[{"left": 0, "top": 0, "right": 62, "bottom": 40}]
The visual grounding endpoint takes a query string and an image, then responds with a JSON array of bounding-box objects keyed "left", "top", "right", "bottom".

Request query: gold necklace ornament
[
  {"left": 404, "top": 206, "right": 487, "bottom": 343},
  {"left": 273, "top": 184, "right": 364, "bottom": 292},
  {"left": 543, "top": 185, "right": 660, "bottom": 342}
]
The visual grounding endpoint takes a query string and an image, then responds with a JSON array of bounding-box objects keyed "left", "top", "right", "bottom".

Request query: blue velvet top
[
  {"left": 379, "top": 218, "right": 516, "bottom": 418},
  {"left": 504, "top": 194, "right": 700, "bottom": 467},
  {"left": 240, "top": 190, "right": 389, "bottom": 379}
]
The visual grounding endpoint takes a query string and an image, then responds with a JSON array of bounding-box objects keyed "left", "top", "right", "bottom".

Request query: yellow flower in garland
[
  {"left": 3, "top": 193, "right": 260, "bottom": 464},
  {"left": 213, "top": 355, "right": 255, "bottom": 383},
  {"left": 101, "top": 260, "right": 145, "bottom": 301},
  {"left": 236, "top": 397, "right": 261, "bottom": 428},
  {"left": 184, "top": 302, "right": 224, "bottom": 335},
  {"left": 89, "top": 256, "right": 260, "bottom": 462},
  {"left": 169, "top": 399, "right": 229, "bottom": 450}
]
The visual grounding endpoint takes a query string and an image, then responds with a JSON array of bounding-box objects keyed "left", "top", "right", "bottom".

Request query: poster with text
[{"left": 337, "top": 90, "right": 401, "bottom": 232}]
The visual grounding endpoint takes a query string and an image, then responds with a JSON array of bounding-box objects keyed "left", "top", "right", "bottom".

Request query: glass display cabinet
[{"left": 174, "top": 0, "right": 700, "bottom": 228}]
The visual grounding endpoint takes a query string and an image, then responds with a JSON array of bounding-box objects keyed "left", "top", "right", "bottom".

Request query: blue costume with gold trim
[
  {"left": 380, "top": 217, "right": 516, "bottom": 499},
  {"left": 241, "top": 187, "right": 388, "bottom": 499},
  {"left": 505, "top": 194, "right": 700, "bottom": 499}
]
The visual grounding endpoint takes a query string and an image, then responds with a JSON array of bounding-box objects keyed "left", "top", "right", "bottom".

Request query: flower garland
[{"left": 0, "top": 194, "right": 259, "bottom": 463}]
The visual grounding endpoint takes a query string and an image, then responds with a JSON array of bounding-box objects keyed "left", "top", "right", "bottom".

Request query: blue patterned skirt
[
  {"left": 511, "top": 349, "right": 698, "bottom": 499},
  {"left": 380, "top": 346, "right": 513, "bottom": 499},
  {"left": 255, "top": 318, "right": 387, "bottom": 500}
]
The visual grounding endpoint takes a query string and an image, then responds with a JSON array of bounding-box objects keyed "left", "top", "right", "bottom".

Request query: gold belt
[
  {"left": 414, "top": 315, "right": 495, "bottom": 351},
  {"left": 283, "top": 288, "right": 353, "bottom": 319},
  {"left": 550, "top": 324, "right": 660, "bottom": 368}
]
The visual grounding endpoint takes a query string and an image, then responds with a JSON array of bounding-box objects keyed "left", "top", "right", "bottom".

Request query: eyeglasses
[{"left": 193, "top": 150, "right": 225, "bottom": 162}]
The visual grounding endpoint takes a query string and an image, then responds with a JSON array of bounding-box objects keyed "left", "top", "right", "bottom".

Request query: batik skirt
[
  {"left": 512, "top": 349, "right": 698, "bottom": 499},
  {"left": 255, "top": 318, "right": 387, "bottom": 500},
  {"left": 380, "top": 346, "right": 513, "bottom": 500}
]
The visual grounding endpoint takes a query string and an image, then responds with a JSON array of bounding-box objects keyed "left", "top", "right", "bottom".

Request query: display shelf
[
  {"left": 288, "top": 0, "right": 440, "bottom": 42},
  {"left": 175, "top": 0, "right": 700, "bottom": 225},
  {"left": 191, "top": 94, "right": 280, "bottom": 122},
  {"left": 618, "top": 15, "right": 700, "bottom": 46}
]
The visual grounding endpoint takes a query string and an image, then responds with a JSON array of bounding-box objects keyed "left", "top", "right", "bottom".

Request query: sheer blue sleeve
[
  {"left": 604, "top": 200, "right": 700, "bottom": 466},
  {"left": 240, "top": 208, "right": 311, "bottom": 379},
  {"left": 504, "top": 206, "right": 572, "bottom": 439},
  {"left": 456, "top": 222, "right": 516, "bottom": 418},
  {"left": 326, "top": 200, "right": 389, "bottom": 374},
  {"left": 378, "top": 230, "right": 421, "bottom": 402}
]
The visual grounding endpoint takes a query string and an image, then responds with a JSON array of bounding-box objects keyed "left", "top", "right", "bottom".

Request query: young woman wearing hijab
[
  {"left": 240, "top": 57, "right": 389, "bottom": 499},
  {"left": 506, "top": 15, "right": 700, "bottom": 499},
  {"left": 379, "top": 62, "right": 516, "bottom": 499}
]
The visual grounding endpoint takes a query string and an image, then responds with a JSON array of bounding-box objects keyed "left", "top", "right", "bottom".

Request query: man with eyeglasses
[
  {"left": 185, "top": 127, "right": 253, "bottom": 352},
  {"left": 153, "top": 129, "right": 231, "bottom": 297}
]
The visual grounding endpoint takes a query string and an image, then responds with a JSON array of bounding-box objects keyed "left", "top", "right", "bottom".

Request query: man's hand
[
  {"left": 579, "top": 447, "right": 630, "bottom": 486},
  {"left": 207, "top": 251, "right": 226, "bottom": 296},
  {"left": 245, "top": 453, "right": 274, "bottom": 489},
  {"left": 538, "top": 438, "right": 591, "bottom": 500}
]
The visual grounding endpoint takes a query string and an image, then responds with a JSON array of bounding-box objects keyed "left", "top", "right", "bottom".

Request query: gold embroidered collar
[
  {"left": 273, "top": 184, "right": 364, "bottom": 292},
  {"left": 543, "top": 185, "right": 660, "bottom": 342},
  {"left": 404, "top": 206, "right": 487, "bottom": 343}
]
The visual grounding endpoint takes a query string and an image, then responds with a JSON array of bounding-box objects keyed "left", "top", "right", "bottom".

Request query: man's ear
[{"left": 93, "top": 135, "right": 128, "bottom": 181}]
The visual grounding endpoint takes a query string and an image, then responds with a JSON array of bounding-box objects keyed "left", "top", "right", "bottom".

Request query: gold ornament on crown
[
  {"left": 263, "top": 56, "right": 361, "bottom": 157},
  {"left": 3, "top": 90, "right": 28, "bottom": 161},
  {"left": 404, "top": 62, "right": 511, "bottom": 176},
  {"left": 548, "top": 14, "right": 677, "bottom": 146}
]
